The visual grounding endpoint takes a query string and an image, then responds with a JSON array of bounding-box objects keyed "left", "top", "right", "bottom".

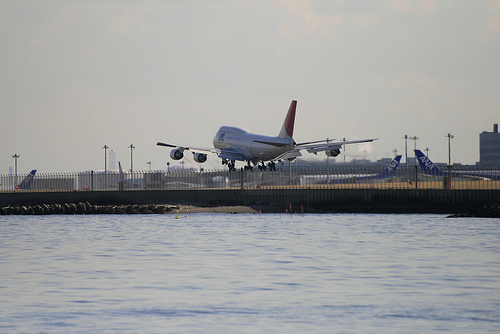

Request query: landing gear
[
  {"left": 222, "top": 159, "right": 236, "bottom": 172},
  {"left": 226, "top": 160, "right": 277, "bottom": 172},
  {"left": 244, "top": 161, "right": 253, "bottom": 171}
]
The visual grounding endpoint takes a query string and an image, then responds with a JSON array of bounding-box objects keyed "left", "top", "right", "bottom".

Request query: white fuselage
[{"left": 213, "top": 126, "right": 295, "bottom": 162}]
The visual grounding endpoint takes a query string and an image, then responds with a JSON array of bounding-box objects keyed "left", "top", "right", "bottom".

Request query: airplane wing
[
  {"left": 295, "top": 138, "right": 378, "bottom": 154},
  {"left": 157, "top": 142, "right": 220, "bottom": 155},
  {"left": 275, "top": 138, "right": 377, "bottom": 161},
  {"left": 157, "top": 142, "right": 248, "bottom": 161}
]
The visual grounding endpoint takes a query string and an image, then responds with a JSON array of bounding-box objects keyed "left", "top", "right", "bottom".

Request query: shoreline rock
[
  {"left": 447, "top": 203, "right": 500, "bottom": 218},
  {"left": 0, "top": 202, "right": 181, "bottom": 215},
  {"left": 0, "top": 202, "right": 268, "bottom": 215}
]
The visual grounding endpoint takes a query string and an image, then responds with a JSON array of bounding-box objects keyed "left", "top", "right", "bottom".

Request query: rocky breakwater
[
  {"left": 0, "top": 202, "right": 179, "bottom": 215},
  {"left": 447, "top": 203, "right": 500, "bottom": 218}
]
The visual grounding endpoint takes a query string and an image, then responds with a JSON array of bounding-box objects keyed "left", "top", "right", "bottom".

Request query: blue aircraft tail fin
[
  {"left": 375, "top": 155, "right": 402, "bottom": 179},
  {"left": 385, "top": 155, "right": 402, "bottom": 171},
  {"left": 16, "top": 170, "right": 36, "bottom": 189},
  {"left": 118, "top": 161, "right": 125, "bottom": 182},
  {"left": 414, "top": 150, "right": 446, "bottom": 176}
]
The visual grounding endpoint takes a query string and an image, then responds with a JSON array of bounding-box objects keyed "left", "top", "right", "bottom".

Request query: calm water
[{"left": 1, "top": 213, "right": 499, "bottom": 333}]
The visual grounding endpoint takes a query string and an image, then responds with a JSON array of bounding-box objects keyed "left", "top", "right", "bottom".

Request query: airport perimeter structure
[{"left": 1, "top": 166, "right": 500, "bottom": 213}]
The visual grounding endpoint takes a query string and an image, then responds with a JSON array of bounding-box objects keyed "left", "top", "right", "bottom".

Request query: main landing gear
[
  {"left": 267, "top": 161, "right": 277, "bottom": 171},
  {"left": 223, "top": 160, "right": 277, "bottom": 172},
  {"left": 244, "top": 161, "right": 253, "bottom": 171},
  {"left": 258, "top": 161, "right": 276, "bottom": 171},
  {"left": 222, "top": 159, "right": 236, "bottom": 172},
  {"left": 222, "top": 159, "right": 237, "bottom": 172}
]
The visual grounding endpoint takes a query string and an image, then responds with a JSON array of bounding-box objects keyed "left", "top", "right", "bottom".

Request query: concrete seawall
[{"left": 1, "top": 188, "right": 499, "bottom": 214}]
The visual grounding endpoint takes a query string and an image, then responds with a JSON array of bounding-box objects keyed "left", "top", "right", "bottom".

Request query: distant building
[{"left": 479, "top": 124, "right": 500, "bottom": 165}]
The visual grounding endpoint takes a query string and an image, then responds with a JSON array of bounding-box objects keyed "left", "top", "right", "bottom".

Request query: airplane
[
  {"left": 301, "top": 155, "right": 402, "bottom": 184},
  {"left": 157, "top": 100, "right": 377, "bottom": 171},
  {"left": 16, "top": 170, "right": 37, "bottom": 189},
  {"left": 118, "top": 162, "right": 143, "bottom": 189},
  {"left": 414, "top": 149, "right": 500, "bottom": 180}
]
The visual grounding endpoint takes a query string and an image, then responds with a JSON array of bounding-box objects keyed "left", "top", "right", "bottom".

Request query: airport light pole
[
  {"left": 447, "top": 133, "right": 454, "bottom": 166},
  {"left": 147, "top": 161, "right": 152, "bottom": 171},
  {"left": 103, "top": 145, "right": 109, "bottom": 173},
  {"left": 425, "top": 147, "right": 430, "bottom": 158},
  {"left": 410, "top": 136, "right": 419, "bottom": 150},
  {"left": 403, "top": 135, "right": 409, "bottom": 181},
  {"left": 129, "top": 144, "right": 135, "bottom": 174},
  {"left": 326, "top": 138, "right": 331, "bottom": 167},
  {"left": 446, "top": 133, "right": 454, "bottom": 188},
  {"left": 409, "top": 136, "right": 419, "bottom": 168},
  {"left": 402, "top": 135, "right": 408, "bottom": 167},
  {"left": 342, "top": 138, "right": 346, "bottom": 163},
  {"left": 12, "top": 154, "right": 20, "bottom": 185}
]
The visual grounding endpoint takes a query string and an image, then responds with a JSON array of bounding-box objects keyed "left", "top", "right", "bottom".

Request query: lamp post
[
  {"left": 103, "top": 145, "right": 109, "bottom": 188},
  {"left": 410, "top": 136, "right": 419, "bottom": 151},
  {"left": 12, "top": 154, "right": 20, "bottom": 186},
  {"left": 103, "top": 145, "right": 109, "bottom": 173},
  {"left": 409, "top": 136, "right": 419, "bottom": 168},
  {"left": 403, "top": 135, "right": 409, "bottom": 180},
  {"left": 402, "top": 135, "right": 408, "bottom": 168},
  {"left": 447, "top": 133, "right": 454, "bottom": 166},
  {"left": 446, "top": 133, "right": 454, "bottom": 188},
  {"left": 129, "top": 144, "right": 135, "bottom": 174},
  {"left": 147, "top": 161, "right": 152, "bottom": 171}
]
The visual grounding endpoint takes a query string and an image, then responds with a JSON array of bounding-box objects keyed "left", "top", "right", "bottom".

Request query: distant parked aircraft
[
  {"left": 414, "top": 149, "right": 500, "bottom": 180},
  {"left": 158, "top": 100, "right": 377, "bottom": 171},
  {"left": 16, "top": 170, "right": 37, "bottom": 189},
  {"left": 301, "top": 155, "right": 402, "bottom": 185},
  {"left": 118, "top": 162, "right": 143, "bottom": 189}
]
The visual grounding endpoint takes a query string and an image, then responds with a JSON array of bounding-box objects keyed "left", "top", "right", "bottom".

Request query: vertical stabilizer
[
  {"left": 415, "top": 150, "right": 440, "bottom": 171},
  {"left": 118, "top": 161, "right": 125, "bottom": 181},
  {"left": 278, "top": 100, "right": 297, "bottom": 139},
  {"left": 385, "top": 155, "right": 402, "bottom": 172},
  {"left": 16, "top": 170, "right": 36, "bottom": 189},
  {"left": 414, "top": 149, "right": 446, "bottom": 176}
]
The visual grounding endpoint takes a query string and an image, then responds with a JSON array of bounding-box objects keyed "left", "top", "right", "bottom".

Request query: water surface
[{"left": 1, "top": 213, "right": 499, "bottom": 333}]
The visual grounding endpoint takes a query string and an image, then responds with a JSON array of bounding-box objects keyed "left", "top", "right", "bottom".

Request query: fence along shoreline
[{"left": 1, "top": 166, "right": 499, "bottom": 214}]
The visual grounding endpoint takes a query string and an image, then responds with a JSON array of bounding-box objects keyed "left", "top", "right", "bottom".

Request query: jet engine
[
  {"left": 170, "top": 148, "right": 184, "bottom": 160},
  {"left": 326, "top": 149, "right": 341, "bottom": 157},
  {"left": 193, "top": 153, "right": 208, "bottom": 163}
]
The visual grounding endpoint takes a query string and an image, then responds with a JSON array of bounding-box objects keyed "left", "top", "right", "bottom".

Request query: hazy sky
[{"left": 1, "top": 0, "right": 499, "bottom": 173}]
